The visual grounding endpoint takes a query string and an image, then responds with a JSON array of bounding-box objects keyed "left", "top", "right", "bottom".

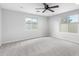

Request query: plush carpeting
[{"left": 0, "top": 37, "right": 79, "bottom": 56}]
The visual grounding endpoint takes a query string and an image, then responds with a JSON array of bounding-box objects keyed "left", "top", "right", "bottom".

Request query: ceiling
[{"left": 0, "top": 3, "right": 79, "bottom": 16}]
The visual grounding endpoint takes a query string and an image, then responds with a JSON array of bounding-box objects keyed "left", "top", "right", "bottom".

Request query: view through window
[{"left": 25, "top": 17, "right": 38, "bottom": 31}]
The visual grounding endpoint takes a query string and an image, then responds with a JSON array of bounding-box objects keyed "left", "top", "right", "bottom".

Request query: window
[
  {"left": 66, "top": 15, "right": 79, "bottom": 23},
  {"left": 60, "top": 15, "right": 79, "bottom": 33},
  {"left": 25, "top": 17, "right": 38, "bottom": 30}
]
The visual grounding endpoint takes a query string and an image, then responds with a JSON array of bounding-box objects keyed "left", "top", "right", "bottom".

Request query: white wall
[
  {"left": 0, "top": 7, "right": 2, "bottom": 45},
  {"left": 2, "top": 9, "right": 48, "bottom": 44},
  {"left": 49, "top": 9, "right": 79, "bottom": 43}
]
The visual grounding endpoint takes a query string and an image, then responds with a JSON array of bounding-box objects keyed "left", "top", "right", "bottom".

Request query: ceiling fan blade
[
  {"left": 49, "top": 5, "right": 59, "bottom": 8},
  {"left": 48, "top": 9, "right": 54, "bottom": 12},
  {"left": 35, "top": 8, "right": 44, "bottom": 9},
  {"left": 43, "top": 3, "right": 48, "bottom": 6},
  {"left": 42, "top": 9, "right": 46, "bottom": 13}
]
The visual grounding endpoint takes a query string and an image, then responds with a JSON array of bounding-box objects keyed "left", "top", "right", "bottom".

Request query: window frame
[{"left": 25, "top": 17, "right": 38, "bottom": 31}]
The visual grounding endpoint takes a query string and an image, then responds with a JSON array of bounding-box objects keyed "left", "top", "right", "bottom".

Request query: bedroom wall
[
  {"left": 49, "top": 9, "right": 79, "bottom": 43},
  {"left": 0, "top": 7, "right": 2, "bottom": 45},
  {"left": 2, "top": 9, "right": 49, "bottom": 44}
]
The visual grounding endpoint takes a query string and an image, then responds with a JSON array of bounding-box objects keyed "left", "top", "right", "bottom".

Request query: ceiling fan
[{"left": 36, "top": 3, "right": 59, "bottom": 13}]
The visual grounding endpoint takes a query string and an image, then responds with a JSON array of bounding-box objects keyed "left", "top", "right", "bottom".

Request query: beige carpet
[{"left": 0, "top": 37, "right": 79, "bottom": 56}]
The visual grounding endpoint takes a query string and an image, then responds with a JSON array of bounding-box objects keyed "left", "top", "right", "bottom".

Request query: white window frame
[{"left": 25, "top": 17, "right": 38, "bottom": 31}]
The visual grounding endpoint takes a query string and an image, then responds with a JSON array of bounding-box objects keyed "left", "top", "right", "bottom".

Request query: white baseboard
[{"left": 2, "top": 36, "right": 47, "bottom": 44}]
